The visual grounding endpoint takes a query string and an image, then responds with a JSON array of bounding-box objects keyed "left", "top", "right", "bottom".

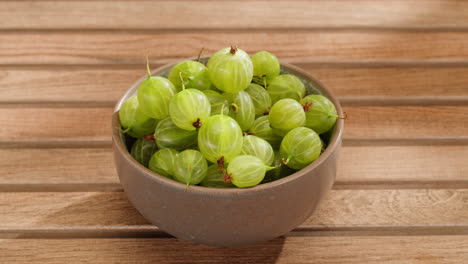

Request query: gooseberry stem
[
  {"left": 192, "top": 118, "right": 202, "bottom": 129},
  {"left": 119, "top": 126, "right": 131, "bottom": 134},
  {"left": 217, "top": 156, "right": 225, "bottom": 170},
  {"left": 303, "top": 103, "right": 345, "bottom": 119},
  {"left": 229, "top": 46, "right": 238, "bottom": 55},
  {"left": 217, "top": 157, "right": 229, "bottom": 178},
  {"left": 196, "top": 47, "right": 205, "bottom": 62},
  {"left": 263, "top": 76, "right": 267, "bottom": 89},
  {"left": 220, "top": 101, "right": 227, "bottom": 115},
  {"left": 265, "top": 166, "right": 276, "bottom": 172},
  {"left": 143, "top": 135, "right": 155, "bottom": 142},
  {"left": 223, "top": 173, "right": 232, "bottom": 183},
  {"left": 178, "top": 72, "right": 186, "bottom": 90},
  {"left": 302, "top": 102, "right": 313, "bottom": 112},
  {"left": 145, "top": 55, "right": 152, "bottom": 78},
  {"left": 329, "top": 112, "right": 348, "bottom": 119},
  {"left": 231, "top": 103, "right": 239, "bottom": 112},
  {"left": 282, "top": 157, "right": 291, "bottom": 165}
]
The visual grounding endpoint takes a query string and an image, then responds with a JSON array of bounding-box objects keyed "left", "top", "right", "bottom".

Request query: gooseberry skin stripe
[
  {"left": 280, "top": 127, "right": 322, "bottom": 170},
  {"left": 169, "top": 88, "right": 211, "bottom": 131},
  {"left": 269, "top": 98, "right": 306, "bottom": 134},
  {"left": 244, "top": 83, "right": 272, "bottom": 116},
  {"left": 198, "top": 114, "right": 243, "bottom": 164},
  {"left": 154, "top": 117, "right": 198, "bottom": 150},
  {"left": 223, "top": 91, "right": 256, "bottom": 131},
  {"left": 207, "top": 47, "right": 253, "bottom": 93},
  {"left": 300, "top": 94, "right": 338, "bottom": 134},
  {"left": 173, "top": 149, "right": 208, "bottom": 186},
  {"left": 267, "top": 74, "right": 306, "bottom": 104},
  {"left": 227, "top": 155, "right": 269, "bottom": 188},
  {"left": 119, "top": 95, "right": 158, "bottom": 138},
  {"left": 202, "top": 90, "right": 230, "bottom": 116},
  {"left": 168, "top": 60, "right": 212, "bottom": 92},
  {"left": 241, "top": 135, "right": 275, "bottom": 166},
  {"left": 137, "top": 76, "right": 176, "bottom": 120},
  {"left": 248, "top": 116, "right": 282, "bottom": 148},
  {"left": 251, "top": 51, "right": 280, "bottom": 85},
  {"left": 200, "top": 165, "right": 235, "bottom": 188},
  {"left": 130, "top": 138, "right": 158, "bottom": 168},
  {"left": 148, "top": 148, "right": 179, "bottom": 179}
]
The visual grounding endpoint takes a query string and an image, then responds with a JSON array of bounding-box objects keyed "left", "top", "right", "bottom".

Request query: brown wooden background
[{"left": 1, "top": 1, "right": 468, "bottom": 263}]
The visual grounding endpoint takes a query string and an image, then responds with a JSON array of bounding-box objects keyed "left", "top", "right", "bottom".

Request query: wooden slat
[
  {"left": 2, "top": 236, "right": 468, "bottom": 263},
  {"left": 1, "top": 190, "right": 467, "bottom": 228},
  {"left": 308, "top": 66, "right": 468, "bottom": 97},
  {"left": 1, "top": 106, "right": 466, "bottom": 142},
  {"left": 1, "top": 1, "right": 468, "bottom": 29},
  {"left": 337, "top": 145, "right": 468, "bottom": 185},
  {"left": 0, "top": 68, "right": 141, "bottom": 103},
  {"left": 0, "top": 148, "right": 116, "bottom": 184},
  {"left": 344, "top": 106, "right": 468, "bottom": 139},
  {"left": 1, "top": 31, "right": 468, "bottom": 65},
  {"left": 1, "top": 145, "right": 467, "bottom": 187},
  {"left": 0, "top": 108, "right": 112, "bottom": 140},
  {"left": 1, "top": 67, "right": 468, "bottom": 103}
]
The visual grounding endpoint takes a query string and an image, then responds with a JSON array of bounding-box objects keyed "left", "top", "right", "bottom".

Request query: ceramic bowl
[{"left": 112, "top": 58, "right": 344, "bottom": 247}]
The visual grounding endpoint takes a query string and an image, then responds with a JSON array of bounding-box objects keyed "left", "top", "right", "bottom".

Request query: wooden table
[{"left": 1, "top": 1, "right": 468, "bottom": 263}]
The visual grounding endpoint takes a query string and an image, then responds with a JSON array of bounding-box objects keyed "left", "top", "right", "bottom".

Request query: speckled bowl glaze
[{"left": 112, "top": 58, "right": 344, "bottom": 247}]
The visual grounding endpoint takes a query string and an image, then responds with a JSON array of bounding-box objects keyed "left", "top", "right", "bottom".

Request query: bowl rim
[{"left": 112, "top": 56, "right": 344, "bottom": 196}]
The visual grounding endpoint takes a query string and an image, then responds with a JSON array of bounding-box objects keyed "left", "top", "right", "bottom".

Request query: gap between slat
[
  {"left": 1, "top": 180, "right": 468, "bottom": 192},
  {"left": 1, "top": 96, "right": 467, "bottom": 108},
  {"left": 3, "top": 60, "right": 468, "bottom": 69},
  {"left": 2, "top": 137, "right": 468, "bottom": 149},
  {"left": 3, "top": 27, "right": 468, "bottom": 33},
  {"left": 1, "top": 225, "right": 467, "bottom": 239}
]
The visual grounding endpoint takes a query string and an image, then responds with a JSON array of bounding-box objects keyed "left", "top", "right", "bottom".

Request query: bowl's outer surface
[{"left": 112, "top": 58, "right": 344, "bottom": 247}]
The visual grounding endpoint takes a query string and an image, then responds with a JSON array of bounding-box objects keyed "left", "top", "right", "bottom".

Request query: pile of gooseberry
[{"left": 119, "top": 47, "right": 340, "bottom": 188}]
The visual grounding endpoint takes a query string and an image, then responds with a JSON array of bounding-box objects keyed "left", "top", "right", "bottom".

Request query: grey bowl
[{"left": 112, "top": 59, "right": 344, "bottom": 247}]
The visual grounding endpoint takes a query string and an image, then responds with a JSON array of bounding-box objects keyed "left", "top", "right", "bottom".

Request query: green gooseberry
[
  {"left": 200, "top": 165, "right": 235, "bottom": 188},
  {"left": 267, "top": 74, "right": 305, "bottom": 104},
  {"left": 119, "top": 95, "right": 159, "bottom": 138},
  {"left": 244, "top": 83, "right": 272, "bottom": 116},
  {"left": 268, "top": 99, "right": 305, "bottom": 136},
  {"left": 168, "top": 60, "right": 211, "bottom": 92},
  {"left": 225, "top": 155, "right": 274, "bottom": 188},
  {"left": 154, "top": 117, "right": 197, "bottom": 150},
  {"left": 173, "top": 149, "right": 208, "bottom": 186},
  {"left": 148, "top": 148, "right": 178, "bottom": 179},
  {"left": 280, "top": 127, "right": 322, "bottom": 170},
  {"left": 301, "top": 94, "right": 339, "bottom": 134},
  {"left": 251, "top": 51, "right": 280, "bottom": 86},
  {"left": 241, "top": 135, "right": 275, "bottom": 166},
  {"left": 130, "top": 138, "right": 158, "bottom": 167}
]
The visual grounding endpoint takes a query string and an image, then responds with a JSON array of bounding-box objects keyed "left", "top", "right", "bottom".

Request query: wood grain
[
  {"left": 1, "top": 1, "right": 468, "bottom": 29},
  {"left": 1, "top": 106, "right": 466, "bottom": 142},
  {"left": 0, "top": 68, "right": 142, "bottom": 103},
  {"left": 1, "top": 67, "right": 468, "bottom": 104},
  {"left": 344, "top": 106, "right": 468, "bottom": 139},
  {"left": 0, "top": 148, "right": 116, "bottom": 184},
  {"left": 308, "top": 66, "right": 468, "bottom": 97},
  {"left": 1, "top": 146, "right": 467, "bottom": 187},
  {"left": 0, "top": 108, "right": 112, "bottom": 140},
  {"left": 1, "top": 190, "right": 467, "bottom": 228},
  {"left": 1, "top": 31, "right": 468, "bottom": 65},
  {"left": 1, "top": 236, "right": 468, "bottom": 263}
]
